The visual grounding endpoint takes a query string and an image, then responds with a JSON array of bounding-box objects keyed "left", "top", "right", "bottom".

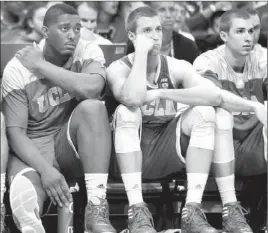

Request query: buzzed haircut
[
  {"left": 43, "top": 3, "right": 78, "bottom": 27},
  {"left": 219, "top": 9, "right": 251, "bottom": 32},
  {"left": 126, "top": 6, "right": 158, "bottom": 34}
]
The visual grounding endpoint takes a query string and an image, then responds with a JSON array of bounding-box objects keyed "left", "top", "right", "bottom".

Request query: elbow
[{"left": 118, "top": 94, "right": 144, "bottom": 108}]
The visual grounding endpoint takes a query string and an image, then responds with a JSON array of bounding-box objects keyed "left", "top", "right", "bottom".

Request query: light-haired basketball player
[
  {"left": 107, "top": 6, "right": 266, "bottom": 233},
  {"left": 2, "top": 4, "right": 116, "bottom": 233},
  {"left": 194, "top": 9, "right": 267, "bottom": 233}
]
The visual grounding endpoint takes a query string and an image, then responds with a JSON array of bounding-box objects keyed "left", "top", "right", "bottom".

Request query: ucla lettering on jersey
[{"left": 2, "top": 39, "right": 105, "bottom": 138}]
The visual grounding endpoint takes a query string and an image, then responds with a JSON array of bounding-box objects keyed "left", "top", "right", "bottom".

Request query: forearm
[
  {"left": 219, "top": 90, "right": 256, "bottom": 112},
  {"left": 7, "top": 129, "right": 52, "bottom": 175},
  {"left": 160, "top": 85, "right": 221, "bottom": 106},
  {"left": 143, "top": 90, "right": 161, "bottom": 104},
  {"left": 36, "top": 61, "right": 103, "bottom": 99},
  {"left": 120, "top": 51, "right": 148, "bottom": 106}
]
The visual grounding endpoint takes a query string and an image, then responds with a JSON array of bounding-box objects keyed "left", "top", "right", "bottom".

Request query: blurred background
[{"left": 1, "top": 1, "right": 267, "bottom": 54}]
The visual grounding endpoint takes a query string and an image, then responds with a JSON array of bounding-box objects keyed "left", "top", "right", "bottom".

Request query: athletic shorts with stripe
[{"left": 234, "top": 122, "right": 266, "bottom": 176}]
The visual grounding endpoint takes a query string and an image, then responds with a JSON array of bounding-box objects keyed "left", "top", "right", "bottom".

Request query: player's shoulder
[
  {"left": 3, "top": 57, "right": 33, "bottom": 84},
  {"left": 73, "top": 38, "right": 105, "bottom": 64},
  {"left": 165, "top": 55, "right": 192, "bottom": 71},
  {"left": 108, "top": 53, "right": 133, "bottom": 71}
]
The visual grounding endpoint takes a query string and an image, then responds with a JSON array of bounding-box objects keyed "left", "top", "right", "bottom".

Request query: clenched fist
[{"left": 133, "top": 34, "right": 155, "bottom": 53}]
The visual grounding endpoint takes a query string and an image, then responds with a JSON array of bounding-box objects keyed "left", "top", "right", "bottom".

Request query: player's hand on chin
[
  {"left": 15, "top": 42, "right": 44, "bottom": 72},
  {"left": 40, "top": 166, "right": 73, "bottom": 208},
  {"left": 253, "top": 102, "right": 267, "bottom": 128}
]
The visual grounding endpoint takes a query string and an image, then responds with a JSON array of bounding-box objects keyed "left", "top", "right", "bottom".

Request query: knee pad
[
  {"left": 215, "top": 108, "right": 233, "bottom": 131},
  {"left": 10, "top": 170, "right": 45, "bottom": 233},
  {"left": 113, "top": 105, "right": 142, "bottom": 153},
  {"left": 186, "top": 106, "right": 216, "bottom": 150}
]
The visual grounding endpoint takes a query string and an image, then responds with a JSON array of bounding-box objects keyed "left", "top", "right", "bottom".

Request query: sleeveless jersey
[
  {"left": 194, "top": 45, "right": 267, "bottom": 137},
  {"left": 120, "top": 55, "right": 188, "bottom": 124},
  {"left": 1, "top": 39, "right": 106, "bottom": 139}
]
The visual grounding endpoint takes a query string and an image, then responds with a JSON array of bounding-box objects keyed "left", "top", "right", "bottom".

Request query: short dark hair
[
  {"left": 43, "top": 3, "right": 78, "bottom": 27},
  {"left": 126, "top": 6, "right": 158, "bottom": 34},
  {"left": 219, "top": 9, "right": 251, "bottom": 32}
]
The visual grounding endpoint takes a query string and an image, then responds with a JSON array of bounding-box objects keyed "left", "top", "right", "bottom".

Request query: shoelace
[
  {"left": 88, "top": 203, "right": 109, "bottom": 224},
  {"left": 132, "top": 207, "right": 154, "bottom": 228},
  {"left": 188, "top": 207, "right": 211, "bottom": 228},
  {"left": 229, "top": 204, "right": 249, "bottom": 227}
]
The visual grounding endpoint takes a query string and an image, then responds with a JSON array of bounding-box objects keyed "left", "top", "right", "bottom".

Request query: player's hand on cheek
[
  {"left": 15, "top": 42, "right": 44, "bottom": 72},
  {"left": 133, "top": 34, "right": 154, "bottom": 53},
  {"left": 40, "top": 166, "right": 73, "bottom": 208}
]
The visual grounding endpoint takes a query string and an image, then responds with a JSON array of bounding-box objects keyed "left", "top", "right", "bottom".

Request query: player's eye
[
  {"left": 75, "top": 27, "right": 81, "bottom": 33},
  {"left": 81, "top": 19, "right": 88, "bottom": 23},
  {"left": 61, "top": 27, "right": 68, "bottom": 32}
]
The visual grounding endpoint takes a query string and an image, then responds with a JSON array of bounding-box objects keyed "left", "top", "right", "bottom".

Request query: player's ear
[
  {"left": 220, "top": 31, "right": 227, "bottom": 43},
  {"left": 42, "top": 26, "right": 48, "bottom": 38},
  {"left": 128, "top": 31, "right": 136, "bottom": 42}
]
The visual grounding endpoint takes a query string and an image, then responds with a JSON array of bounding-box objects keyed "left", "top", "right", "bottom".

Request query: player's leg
[
  {"left": 213, "top": 108, "right": 253, "bottom": 233},
  {"left": 56, "top": 99, "right": 116, "bottom": 233},
  {"left": 1, "top": 113, "right": 9, "bottom": 233},
  {"left": 7, "top": 155, "right": 47, "bottom": 233},
  {"left": 113, "top": 104, "right": 156, "bottom": 233},
  {"left": 179, "top": 106, "right": 218, "bottom": 233}
]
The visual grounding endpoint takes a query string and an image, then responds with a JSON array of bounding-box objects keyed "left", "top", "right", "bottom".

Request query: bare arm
[
  {"left": 158, "top": 60, "right": 222, "bottom": 106},
  {"left": 107, "top": 51, "right": 148, "bottom": 108},
  {"left": 7, "top": 127, "right": 53, "bottom": 175},
  {"left": 36, "top": 60, "right": 105, "bottom": 99}
]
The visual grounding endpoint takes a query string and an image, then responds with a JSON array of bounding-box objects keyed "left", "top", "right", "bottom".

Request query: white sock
[
  {"left": 85, "top": 173, "right": 108, "bottom": 204},
  {"left": 1, "top": 173, "right": 6, "bottom": 203},
  {"left": 121, "top": 172, "right": 143, "bottom": 207},
  {"left": 215, "top": 175, "right": 237, "bottom": 206},
  {"left": 186, "top": 173, "right": 208, "bottom": 204}
]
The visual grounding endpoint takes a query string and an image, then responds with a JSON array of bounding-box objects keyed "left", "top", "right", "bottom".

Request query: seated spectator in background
[
  {"left": 1, "top": 2, "right": 48, "bottom": 44},
  {"left": 194, "top": 9, "right": 267, "bottom": 231},
  {"left": 1, "top": 1, "right": 30, "bottom": 33},
  {"left": 246, "top": 8, "right": 267, "bottom": 62},
  {"left": 192, "top": 10, "right": 225, "bottom": 53},
  {"left": 77, "top": 2, "right": 112, "bottom": 45},
  {"left": 119, "top": 1, "right": 147, "bottom": 23},
  {"left": 186, "top": 1, "right": 232, "bottom": 32},
  {"left": 2, "top": 4, "right": 116, "bottom": 233},
  {"left": 97, "top": 1, "right": 128, "bottom": 43},
  {"left": 173, "top": 2, "right": 195, "bottom": 42},
  {"left": 127, "top": 2, "right": 199, "bottom": 64}
]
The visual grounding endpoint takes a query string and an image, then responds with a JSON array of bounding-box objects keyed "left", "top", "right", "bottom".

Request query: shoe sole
[{"left": 10, "top": 175, "right": 45, "bottom": 233}]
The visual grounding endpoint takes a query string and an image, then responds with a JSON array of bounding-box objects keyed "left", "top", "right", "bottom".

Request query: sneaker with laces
[
  {"left": 84, "top": 197, "right": 116, "bottom": 233},
  {"left": 127, "top": 202, "right": 156, "bottom": 233},
  {"left": 222, "top": 202, "right": 253, "bottom": 233},
  {"left": 1, "top": 204, "right": 9, "bottom": 233},
  {"left": 181, "top": 203, "right": 218, "bottom": 233}
]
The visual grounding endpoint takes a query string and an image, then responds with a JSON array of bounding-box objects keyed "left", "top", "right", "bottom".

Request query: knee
[
  {"left": 192, "top": 106, "right": 216, "bottom": 123},
  {"left": 75, "top": 99, "right": 107, "bottom": 120},
  {"left": 114, "top": 105, "right": 142, "bottom": 128},
  {"left": 215, "top": 108, "right": 233, "bottom": 130}
]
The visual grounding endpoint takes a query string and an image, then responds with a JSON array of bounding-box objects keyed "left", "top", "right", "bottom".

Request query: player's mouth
[{"left": 65, "top": 42, "right": 76, "bottom": 49}]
